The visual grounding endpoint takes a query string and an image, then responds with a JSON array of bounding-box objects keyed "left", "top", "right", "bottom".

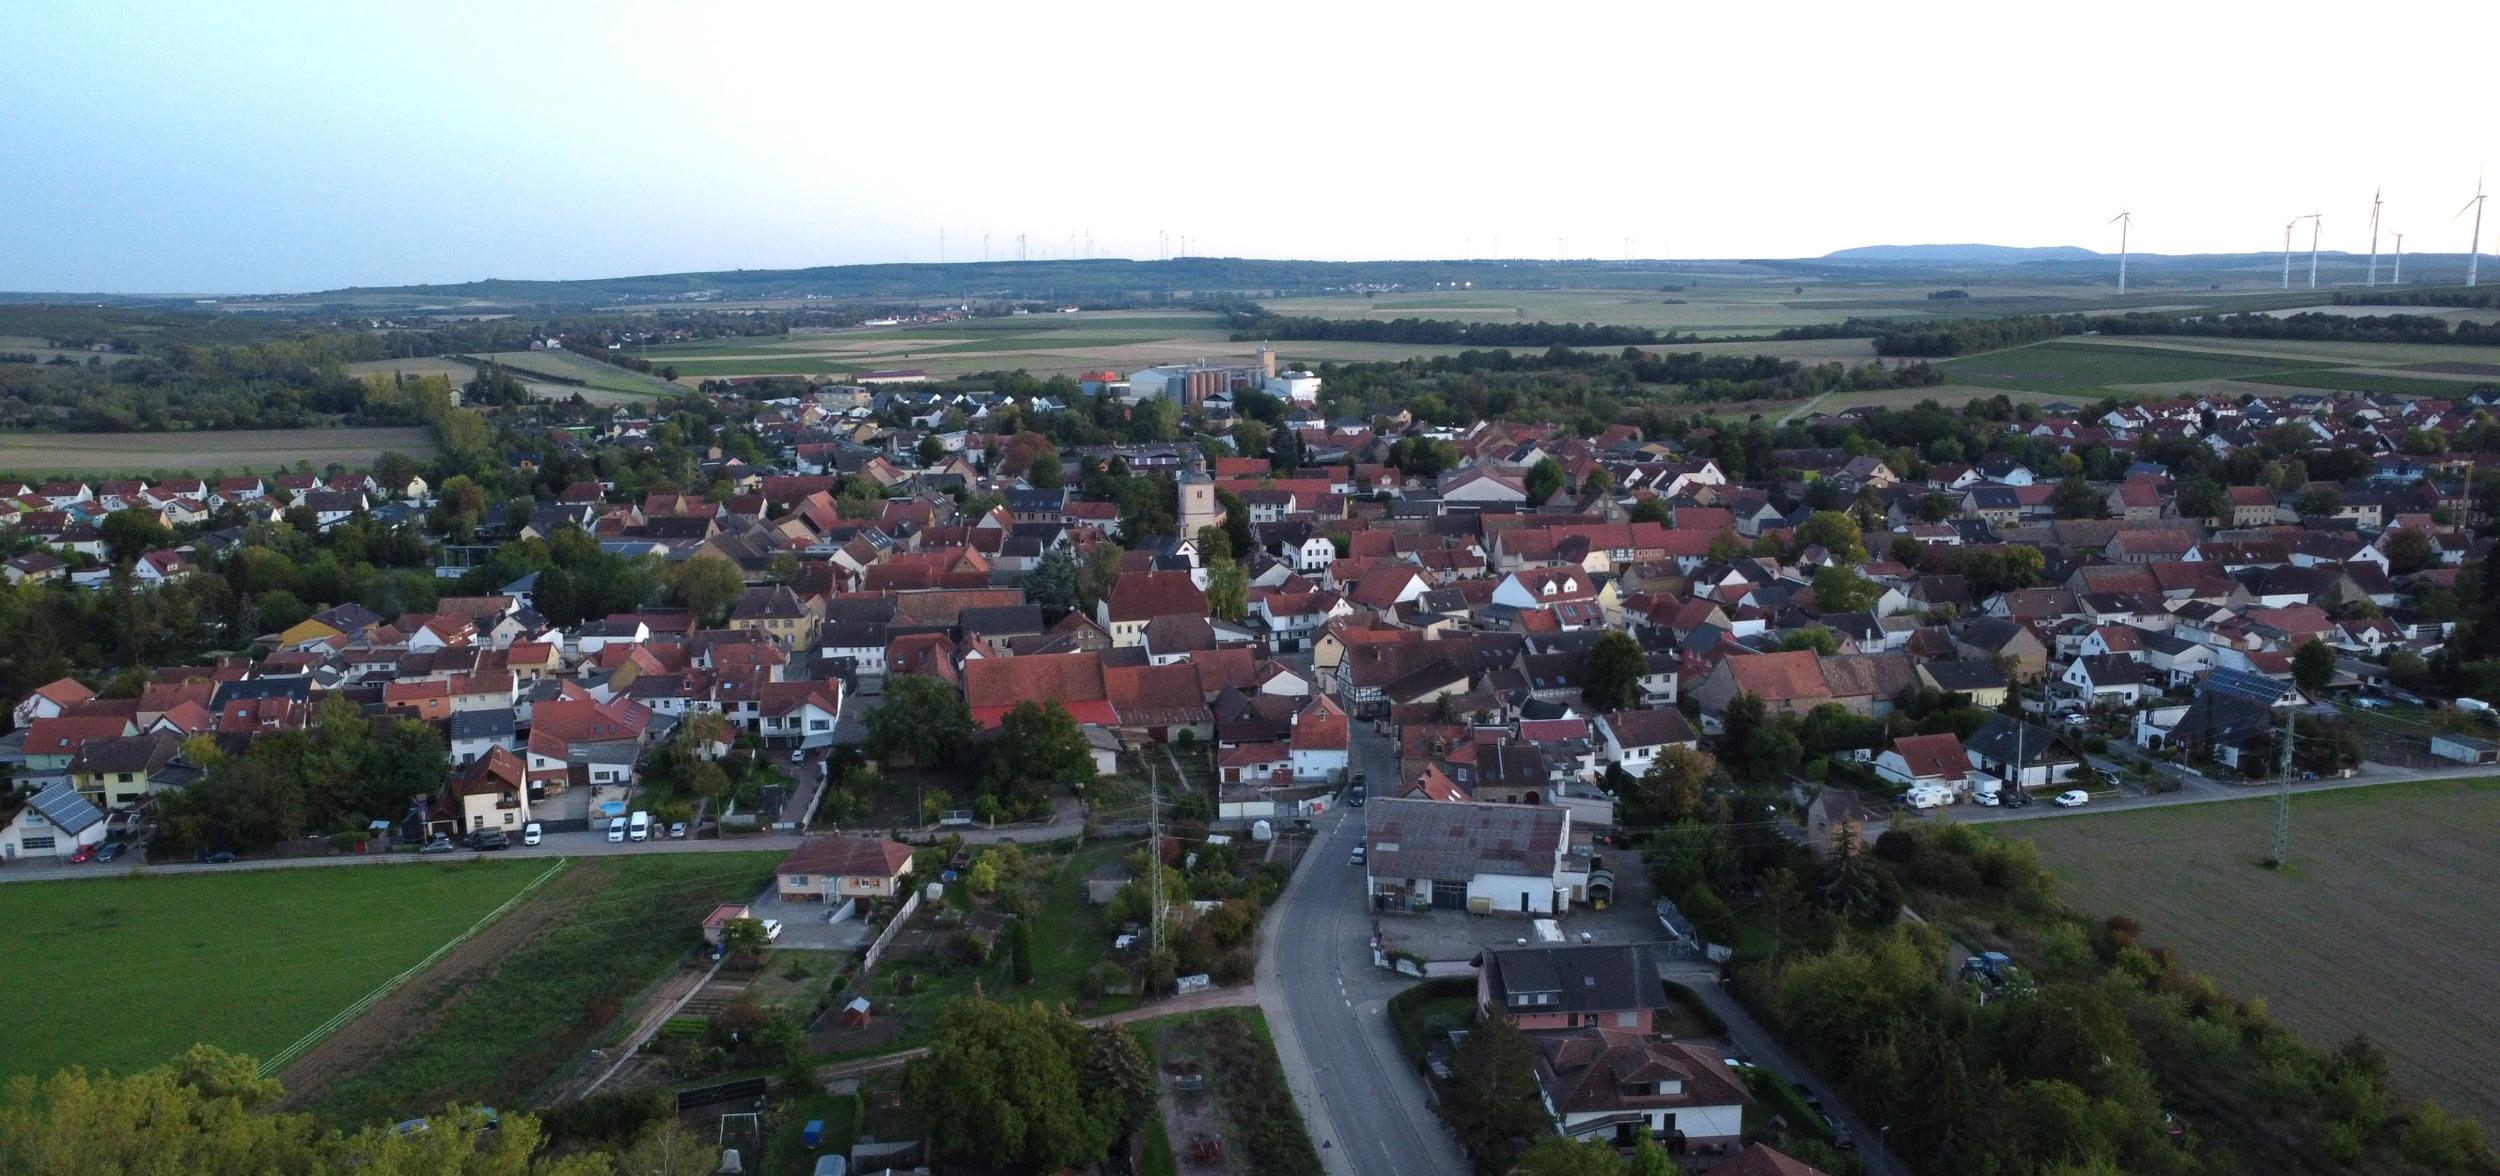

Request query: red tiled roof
[{"left": 779, "top": 834, "right": 915, "bottom": 879}]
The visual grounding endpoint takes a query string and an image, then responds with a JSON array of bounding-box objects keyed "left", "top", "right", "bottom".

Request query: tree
[
  {"left": 915, "top": 433, "right": 945, "bottom": 467},
  {"left": 2179, "top": 478, "right": 2228, "bottom": 522},
  {"left": 1024, "top": 546, "right": 1080, "bottom": 617},
  {"left": 1007, "top": 916, "right": 1036, "bottom": 984},
  {"left": 1078, "top": 542, "right": 1123, "bottom": 613},
  {"left": 720, "top": 917, "right": 769, "bottom": 959},
  {"left": 1441, "top": 1015, "right": 1553, "bottom": 1166},
  {"left": 2295, "top": 485, "right": 2345, "bottom": 518},
  {"left": 1581, "top": 630, "right": 1645, "bottom": 712},
  {"left": 2292, "top": 637, "right": 2336, "bottom": 696},
  {"left": 2051, "top": 475, "right": 2107, "bottom": 520},
  {"left": 1626, "top": 745, "right": 1713, "bottom": 827},
  {"left": 1205, "top": 555, "right": 1248, "bottom": 621},
  {"left": 1793, "top": 510, "right": 1866, "bottom": 563},
  {"left": 1809, "top": 563, "right": 1879, "bottom": 614},
  {"left": 2384, "top": 527, "right": 2436, "bottom": 576},
  {"left": 903, "top": 998, "right": 1118, "bottom": 1170},
  {"left": 668, "top": 554, "right": 744, "bottom": 627},
  {"left": 1230, "top": 418, "right": 1270, "bottom": 459},
  {"left": 100, "top": 509, "right": 171, "bottom": 564},
  {"left": 1525, "top": 457, "right": 1566, "bottom": 503},
  {"left": 865, "top": 675, "right": 974, "bottom": 768},
  {"left": 1780, "top": 626, "right": 1839, "bottom": 655},
  {"left": 986, "top": 700, "right": 1096, "bottom": 812}
]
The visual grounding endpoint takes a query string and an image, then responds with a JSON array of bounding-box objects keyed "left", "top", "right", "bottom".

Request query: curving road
[{"left": 1258, "top": 720, "right": 1468, "bottom": 1176}]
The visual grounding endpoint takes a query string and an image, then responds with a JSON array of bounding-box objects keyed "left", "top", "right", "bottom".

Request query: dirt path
[
  {"left": 273, "top": 863, "right": 613, "bottom": 1109},
  {"left": 811, "top": 984, "right": 1260, "bottom": 1081}
]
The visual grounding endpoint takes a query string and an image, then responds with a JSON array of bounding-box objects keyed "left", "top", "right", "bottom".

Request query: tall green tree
[
  {"left": 1526, "top": 457, "right": 1566, "bottom": 503},
  {"left": 986, "top": 700, "right": 1096, "bottom": 812},
  {"left": 865, "top": 675, "right": 974, "bottom": 768},
  {"left": 903, "top": 998, "right": 1123, "bottom": 1171},
  {"left": 1581, "top": 630, "right": 1646, "bottom": 712},
  {"left": 1441, "top": 1015, "right": 1553, "bottom": 1169},
  {"left": 1205, "top": 555, "right": 1249, "bottom": 621},
  {"left": 667, "top": 554, "right": 744, "bottom": 627},
  {"left": 1024, "top": 546, "right": 1080, "bottom": 617},
  {"left": 2292, "top": 637, "right": 2336, "bottom": 696}
]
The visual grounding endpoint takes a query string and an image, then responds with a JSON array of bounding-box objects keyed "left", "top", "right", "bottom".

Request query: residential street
[{"left": 1259, "top": 716, "right": 1468, "bottom": 1176}]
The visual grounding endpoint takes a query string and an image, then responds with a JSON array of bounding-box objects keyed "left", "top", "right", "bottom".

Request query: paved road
[
  {"left": 1664, "top": 962, "right": 1908, "bottom": 1176},
  {"left": 1870, "top": 756, "right": 2500, "bottom": 836},
  {"left": 1259, "top": 718, "right": 1469, "bottom": 1176}
]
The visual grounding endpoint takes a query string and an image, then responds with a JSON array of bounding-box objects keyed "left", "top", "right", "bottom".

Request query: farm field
[
  {"left": 468, "top": 349, "right": 683, "bottom": 399},
  {"left": 343, "top": 356, "right": 477, "bottom": 383},
  {"left": 2057, "top": 333, "right": 2500, "bottom": 370},
  {"left": 2010, "top": 778, "right": 2500, "bottom": 1131},
  {"left": 283, "top": 852, "right": 779, "bottom": 1126},
  {"left": 0, "top": 425, "right": 438, "bottom": 476},
  {"left": 0, "top": 860, "right": 553, "bottom": 1082},
  {"left": 1940, "top": 340, "right": 2343, "bottom": 393}
]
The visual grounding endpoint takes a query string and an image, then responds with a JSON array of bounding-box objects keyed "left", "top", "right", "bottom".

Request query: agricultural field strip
[
  {"left": 2013, "top": 780, "right": 2500, "bottom": 1129},
  {"left": 0, "top": 426, "right": 439, "bottom": 477},
  {"left": 257, "top": 858, "right": 571, "bottom": 1075}
]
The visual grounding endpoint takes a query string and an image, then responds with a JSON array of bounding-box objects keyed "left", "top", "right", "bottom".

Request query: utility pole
[
  {"left": 1148, "top": 771, "right": 1164, "bottom": 958},
  {"left": 2268, "top": 700, "right": 2294, "bottom": 867}
]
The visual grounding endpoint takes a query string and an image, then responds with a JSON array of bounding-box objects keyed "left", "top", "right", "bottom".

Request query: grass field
[
  {"left": 2010, "top": 778, "right": 2500, "bottom": 1130},
  {"left": 2234, "top": 368, "right": 2500, "bottom": 396},
  {"left": 1940, "top": 340, "right": 2343, "bottom": 393},
  {"left": 0, "top": 860, "right": 552, "bottom": 1080},
  {"left": 468, "top": 349, "right": 683, "bottom": 398},
  {"left": 0, "top": 425, "right": 438, "bottom": 477},
  {"left": 343, "top": 356, "right": 478, "bottom": 383},
  {"left": 288, "top": 852, "right": 779, "bottom": 1126}
]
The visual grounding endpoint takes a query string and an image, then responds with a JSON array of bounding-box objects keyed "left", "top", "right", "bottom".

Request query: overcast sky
[{"left": 6, "top": 0, "right": 2495, "bottom": 293}]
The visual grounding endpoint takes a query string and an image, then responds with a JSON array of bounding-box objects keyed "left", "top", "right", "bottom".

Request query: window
[
  {"left": 788, "top": 875, "right": 809, "bottom": 886},
  {"left": 1615, "top": 1010, "right": 1640, "bottom": 1028},
  {"left": 1582, "top": 1013, "right": 1598, "bottom": 1027},
  {"left": 24, "top": 835, "right": 55, "bottom": 850}
]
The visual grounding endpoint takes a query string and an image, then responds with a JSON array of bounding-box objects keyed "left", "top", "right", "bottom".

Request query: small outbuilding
[
  {"left": 2431, "top": 733, "right": 2499, "bottom": 765},
  {"left": 840, "top": 996, "right": 873, "bottom": 1029}
]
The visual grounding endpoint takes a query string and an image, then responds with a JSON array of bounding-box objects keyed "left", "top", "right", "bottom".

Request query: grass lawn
[
  {"left": 1940, "top": 340, "right": 2341, "bottom": 393},
  {"left": 293, "top": 852, "right": 780, "bottom": 1126},
  {"left": 0, "top": 860, "right": 551, "bottom": 1080},
  {"left": 759, "top": 1084, "right": 859, "bottom": 1175},
  {"left": 2008, "top": 777, "right": 2500, "bottom": 1131}
]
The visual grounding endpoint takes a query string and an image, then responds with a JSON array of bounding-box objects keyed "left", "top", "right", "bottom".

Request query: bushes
[{"left": 1203, "top": 1011, "right": 1323, "bottom": 1176}]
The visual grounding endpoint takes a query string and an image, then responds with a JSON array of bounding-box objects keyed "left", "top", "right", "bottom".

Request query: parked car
[
  {"left": 521, "top": 822, "right": 542, "bottom": 847},
  {"left": 762, "top": 918, "right": 784, "bottom": 942},
  {"left": 95, "top": 841, "right": 125, "bottom": 863},
  {"left": 2054, "top": 789, "right": 2091, "bottom": 808},
  {"left": 1349, "top": 844, "right": 1367, "bottom": 866},
  {"left": 1973, "top": 789, "right": 2000, "bottom": 807},
  {"left": 608, "top": 817, "right": 628, "bottom": 843},
  {"left": 2000, "top": 787, "right": 2032, "bottom": 808},
  {"left": 2351, "top": 696, "right": 2388, "bottom": 709},
  {"left": 67, "top": 842, "right": 96, "bottom": 863},
  {"left": 2391, "top": 690, "right": 2426, "bottom": 707},
  {"left": 203, "top": 851, "right": 236, "bottom": 864},
  {"left": 1825, "top": 1113, "right": 1855, "bottom": 1150},
  {"left": 668, "top": 821, "right": 688, "bottom": 839},
  {"left": 790, "top": 747, "right": 808, "bottom": 763},
  {"left": 467, "top": 829, "right": 509, "bottom": 852},
  {"left": 419, "top": 837, "right": 457, "bottom": 855}
]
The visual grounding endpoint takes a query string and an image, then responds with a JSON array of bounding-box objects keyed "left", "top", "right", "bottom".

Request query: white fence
[{"left": 859, "top": 890, "right": 922, "bottom": 974}]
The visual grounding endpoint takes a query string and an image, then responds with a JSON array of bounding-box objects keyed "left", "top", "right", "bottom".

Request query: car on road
[
  {"left": 669, "top": 821, "right": 687, "bottom": 839},
  {"left": 1349, "top": 844, "right": 1367, "bottom": 866},
  {"left": 419, "top": 836, "right": 457, "bottom": 854},
  {"left": 1796, "top": 1086, "right": 1823, "bottom": 1110},
  {"left": 67, "top": 842, "right": 96, "bottom": 863},
  {"left": 1973, "top": 789, "right": 2000, "bottom": 806},
  {"left": 203, "top": 851, "right": 236, "bottom": 864},
  {"left": 521, "top": 822, "right": 542, "bottom": 846},
  {"left": 96, "top": 841, "right": 126, "bottom": 863},
  {"left": 467, "top": 829, "right": 509, "bottom": 852},
  {"left": 2053, "top": 789, "right": 2091, "bottom": 808},
  {"left": 1824, "top": 1113, "right": 1855, "bottom": 1150},
  {"left": 762, "top": 919, "right": 783, "bottom": 942}
]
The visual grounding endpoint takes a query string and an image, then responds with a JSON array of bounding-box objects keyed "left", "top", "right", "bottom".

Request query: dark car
[
  {"left": 203, "top": 851, "right": 236, "bottom": 864},
  {"left": 467, "top": 830, "right": 510, "bottom": 852},
  {"left": 95, "top": 841, "right": 126, "bottom": 863}
]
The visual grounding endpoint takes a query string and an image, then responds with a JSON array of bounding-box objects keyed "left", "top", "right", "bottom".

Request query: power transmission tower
[{"left": 2268, "top": 702, "right": 2294, "bottom": 866}]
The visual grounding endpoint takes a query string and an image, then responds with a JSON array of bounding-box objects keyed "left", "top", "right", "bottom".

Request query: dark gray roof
[
  {"left": 449, "top": 709, "right": 517, "bottom": 740},
  {"left": 1364, "top": 796, "right": 1564, "bottom": 881},
  {"left": 1482, "top": 943, "right": 1670, "bottom": 1014}
]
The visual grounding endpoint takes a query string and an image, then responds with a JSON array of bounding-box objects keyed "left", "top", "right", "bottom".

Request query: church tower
[{"left": 1179, "top": 449, "right": 1224, "bottom": 537}]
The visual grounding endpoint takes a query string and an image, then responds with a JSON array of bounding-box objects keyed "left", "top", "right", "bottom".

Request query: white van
[
  {"left": 1904, "top": 786, "right": 1954, "bottom": 810},
  {"left": 607, "top": 817, "right": 628, "bottom": 843},
  {"left": 628, "top": 811, "right": 651, "bottom": 842}
]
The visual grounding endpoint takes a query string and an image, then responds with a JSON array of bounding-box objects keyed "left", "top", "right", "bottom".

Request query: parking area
[
  {"left": 1375, "top": 837, "right": 1662, "bottom": 963},
  {"left": 743, "top": 887, "right": 874, "bottom": 953}
]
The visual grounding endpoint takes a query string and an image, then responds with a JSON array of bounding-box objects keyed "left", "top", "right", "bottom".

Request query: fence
[{"left": 859, "top": 890, "right": 922, "bottom": 974}]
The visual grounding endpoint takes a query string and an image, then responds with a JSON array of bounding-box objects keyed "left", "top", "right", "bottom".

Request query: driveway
[{"left": 745, "top": 887, "right": 873, "bottom": 952}]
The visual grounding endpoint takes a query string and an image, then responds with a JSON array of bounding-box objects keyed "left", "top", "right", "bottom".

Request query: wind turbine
[
  {"left": 2393, "top": 231, "right": 2405, "bottom": 284},
  {"left": 2109, "top": 211, "right": 2132, "bottom": 293},
  {"left": 2462, "top": 177, "right": 2489, "bottom": 288},
  {"left": 2366, "top": 189, "right": 2383, "bottom": 287},
  {"left": 2307, "top": 214, "right": 2323, "bottom": 289},
  {"left": 2282, "top": 214, "right": 2320, "bottom": 290}
]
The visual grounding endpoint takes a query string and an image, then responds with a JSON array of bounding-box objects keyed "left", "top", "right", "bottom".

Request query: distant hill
[{"left": 1822, "top": 244, "right": 2103, "bottom": 264}]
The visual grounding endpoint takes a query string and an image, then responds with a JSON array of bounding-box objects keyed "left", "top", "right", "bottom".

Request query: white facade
[
  {"left": 1557, "top": 1103, "right": 1744, "bottom": 1146},
  {"left": 1265, "top": 371, "right": 1322, "bottom": 403}
]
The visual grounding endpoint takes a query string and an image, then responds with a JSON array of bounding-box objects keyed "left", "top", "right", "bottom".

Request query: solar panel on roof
[{"left": 2202, "top": 667, "right": 2290, "bottom": 707}]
